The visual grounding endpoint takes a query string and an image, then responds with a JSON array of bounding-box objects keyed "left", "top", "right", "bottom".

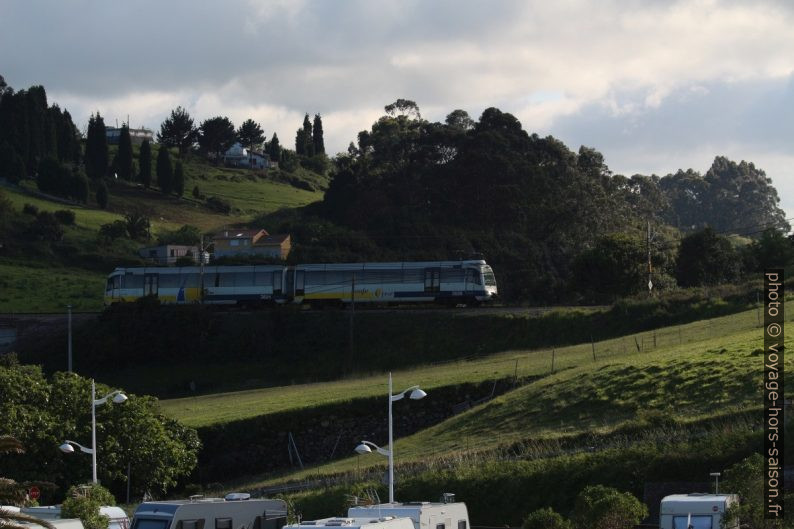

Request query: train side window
[
  {"left": 436, "top": 524, "right": 445, "bottom": 529},
  {"left": 215, "top": 519, "right": 232, "bottom": 529},
  {"left": 458, "top": 521, "right": 467, "bottom": 529},
  {"left": 214, "top": 273, "right": 220, "bottom": 288}
]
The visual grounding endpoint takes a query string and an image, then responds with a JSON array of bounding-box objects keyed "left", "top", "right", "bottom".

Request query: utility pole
[
  {"left": 199, "top": 235, "right": 205, "bottom": 304},
  {"left": 67, "top": 304, "right": 72, "bottom": 372},
  {"left": 348, "top": 273, "right": 355, "bottom": 373},
  {"left": 647, "top": 220, "right": 654, "bottom": 296}
]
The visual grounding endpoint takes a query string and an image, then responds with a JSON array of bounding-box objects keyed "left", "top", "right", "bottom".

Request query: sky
[{"left": 1, "top": 0, "right": 793, "bottom": 220}]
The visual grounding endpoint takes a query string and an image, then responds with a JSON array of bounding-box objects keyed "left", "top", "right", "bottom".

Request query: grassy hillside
[
  {"left": 158, "top": 305, "right": 791, "bottom": 506},
  {"left": 159, "top": 307, "right": 768, "bottom": 428},
  {"left": 0, "top": 148, "right": 327, "bottom": 312}
]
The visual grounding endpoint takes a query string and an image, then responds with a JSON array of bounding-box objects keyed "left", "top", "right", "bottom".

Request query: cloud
[{"left": 2, "top": 0, "right": 793, "bottom": 204}]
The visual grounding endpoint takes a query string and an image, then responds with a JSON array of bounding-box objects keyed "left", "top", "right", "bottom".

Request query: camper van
[
  {"left": 346, "top": 496, "right": 469, "bottom": 529},
  {"left": 284, "top": 517, "right": 413, "bottom": 529},
  {"left": 659, "top": 494, "right": 739, "bottom": 529},
  {"left": 131, "top": 494, "right": 287, "bottom": 529}
]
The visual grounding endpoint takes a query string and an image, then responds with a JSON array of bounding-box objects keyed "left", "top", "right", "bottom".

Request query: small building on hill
[
  {"left": 139, "top": 244, "right": 200, "bottom": 265},
  {"left": 106, "top": 126, "right": 154, "bottom": 145},
  {"left": 223, "top": 142, "right": 273, "bottom": 169},
  {"left": 213, "top": 229, "right": 291, "bottom": 259}
]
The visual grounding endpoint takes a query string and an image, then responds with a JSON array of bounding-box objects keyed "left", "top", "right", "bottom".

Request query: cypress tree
[
  {"left": 302, "top": 113, "right": 314, "bottom": 156},
  {"left": 0, "top": 141, "right": 26, "bottom": 184},
  {"left": 295, "top": 128, "right": 306, "bottom": 156},
  {"left": 25, "top": 86, "right": 48, "bottom": 170},
  {"left": 96, "top": 180, "right": 109, "bottom": 209},
  {"left": 85, "top": 113, "right": 108, "bottom": 180},
  {"left": 267, "top": 132, "right": 281, "bottom": 161},
  {"left": 173, "top": 160, "right": 185, "bottom": 197},
  {"left": 139, "top": 139, "right": 152, "bottom": 188},
  {"left": 312, "top": 113, "right": 325, "bottom": 155},
  {"left": 117, "top": 124, "right": 133, "bottom": 180},
  {"left": 156, "top": 144, "right": 173, "bottom": 194}
]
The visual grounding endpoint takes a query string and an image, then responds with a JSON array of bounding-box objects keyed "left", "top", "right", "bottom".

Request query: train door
[
  {"left": 295, "top": 270, "right": 305, "bottom": 296},
  {"left": 143, "top": 273, "right": 158, "bottom": 297},
  {"left": 272, "top": 270, "right": 282, "bottom": 296},
  {"left": 424, "top": 268, "right": 440, "bottom": 293}
]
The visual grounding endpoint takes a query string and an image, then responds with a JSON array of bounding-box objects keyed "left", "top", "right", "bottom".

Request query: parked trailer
[
  {"left": 21, "top": 505, "right": 129, "bottom": 529},
  {"left": 659, "top": 494, "right": 738, "bottom": 529},
  {"left": 131, "top": 494, "right": 287, "bottom": 529},
  {"left": 284, "top": 517, "right": 414, "bottom": 529},
  {"left": 347, "top": 496, "right": 470, "bottom": 529}
]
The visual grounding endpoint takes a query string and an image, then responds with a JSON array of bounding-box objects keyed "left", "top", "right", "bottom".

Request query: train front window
[{"left": 483, "top": 267, "right": 496, "bottom": 286}]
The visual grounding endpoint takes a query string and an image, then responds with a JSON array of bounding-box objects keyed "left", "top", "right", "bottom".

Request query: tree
[
  {"left": 522, "top": 508, "right": 571, "bottom": 529},
  {"left": 237, "top": 119, "right": 265, "bottom": 166},
  {"left": 0, "top": 364, "right": 199, "bottom": 498},
  {"left": 267, "top": 133, "right": 281, "bottom": 162},
  {"left": 96, "top": 180, "right": 109, "bottom": 209},
  {"left": 156, "top": 145, "right": 173, "bottom": 194},
  {"left": 173, "top": 160, "right": 185, "bottom": 197},
  {"left": 722, "top": 454, "right": 789, "bottom": 529},
  {"left": 124, "top": 211, "right": 150, "bottom": 240},
  {"left": 157, "top": 106, "right": 197, "bottom": 156},
  {"left": 571, "top": 234, "right": 646, "bottom": 302},
  {"left": 384, "top": 98, "right": 421, "bottom": 119},
  {"left": 445, "top": 109, "right": 474, "bottom": 131},
  {"left": 675, "top": 227, "right": 741, "bottom": 287},
  {"left": 157, "top": 225, "right": 201, "bottom": 246},
  {"left": 312, "top": 113, "right": 325, "bottom": 155},
  {"left": 138, "top": 139, "right": 152, "bottom": 188},
  {"left": 61, "top": 484, "right": 115, "bottom": 529},
  {"left": 0, "top": 141, "right": 26, "bottom": 184},
  {"left": 571, "top": 485, "right": 647, "bottom": 529},
  {"left": 198, "top": 116, "right": 236, "bottom": 161},
  {"left": 116, "top": 125, "right": 133, "bottom": 181},
  {"left": 0, "top": 434, "right": 56, "bottom": 529},
  {"left": 296, "top": 114, "right": 313, "bottom": 156},
  {"left": 85, "top": 113, "right": 108, "bottom": 180}
]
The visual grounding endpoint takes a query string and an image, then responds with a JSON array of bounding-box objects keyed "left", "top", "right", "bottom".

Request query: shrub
[
  {"left": 96, "top": 180, "right": 109, "bottom": 209},
  {"left": 61, "top": 484, "right": 115, "bottom": 529},
  {"left": 192, "top": 185, "right": 204, "bottom": 199},
  {"left": 206, "top": 196, "right": 232, "bottom": 214},
  {"left": 572, "top": 485, "right": 647, "bottom": 529},
  {"left": 54, "top": 209, "right": 76, "bottom": 225},
  {"left": 157, "top": 225, "right": 201, "bottom": 246},
  {"left": 98, "top": 220, "right": 128, "bottom": 242},
  {"left": 523, "top": 508, "right": 571, "bottom": 529},
  {"left": 30, "top": 211, "right": 64, "bottom": 241},
  {"left": 23, "top": 203, "right": 39, "bottom": 216}
]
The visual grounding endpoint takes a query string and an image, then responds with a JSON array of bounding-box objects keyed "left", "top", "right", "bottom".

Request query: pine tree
[
  {"left": 267, "top": 132, "right": 281, "bottom": 161},
  {"left": 173, "top": 160, "right": 185, "bottom": 197},
  {"left": 295, "top": 128, "right": 306, "bottom": 156},
  {"left": 139, "top": 139, "right": 152, "bottom": 188},
  {"left": 312, "top": 113, "right": 325, "bottom": 155},
  {"left": 117, "top": 124, "right": 133, "bottom": 180},
  {"left": 236, "top": 119, "right": 265, "bottom": 165},
  {"left": 96, "top": 180, "right": 109, "bottom": 209},
  {"left": 156, "top": 145, "right": 173, "bottom": 194},
  {"left": 157, "top": 106, "right": 197, "bottom": 156}
]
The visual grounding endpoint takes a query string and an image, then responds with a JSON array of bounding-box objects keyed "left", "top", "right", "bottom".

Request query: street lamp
[
  {"left": 354, "top": 372, "right": 426, "bottom": 504},
  {"left": 710, "top": 472, "right": 721, "bottom": 494},
  {"left": 60, "top": 379, "right": 127, "bottom": 483}
]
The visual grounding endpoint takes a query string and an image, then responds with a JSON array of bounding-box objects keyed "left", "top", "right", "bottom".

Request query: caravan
[
  {"left": 346, "top": 495, "right": 469, "bottom": 529},
  {"left": 659, "top": 494, "right": 739, "bottom": 529},
  {"left": 130, "top": 494, "right": 287, "bottom": 529}
]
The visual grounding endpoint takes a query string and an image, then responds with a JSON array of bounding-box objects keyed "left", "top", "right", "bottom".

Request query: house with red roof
[{"left": 212, "top": 229, "right": 291, "bottom": 259}]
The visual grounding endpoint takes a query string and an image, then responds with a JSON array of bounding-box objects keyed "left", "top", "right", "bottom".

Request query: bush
[
  {"left": 30, "top": 211, "right": 64, "bottom": 241},
  {"left": 98, "top": 220, "right": 128, "bottom": 242},
  {"left": 571, "top": 486, "right": 647, "bottom": 529},
  {"left": 157, "top": 224, "right": 201, "bottom": 246},
  {"left": 523, "top": 508, "right": 571, "bottom": 529},
  {"left": 61, "top": 484, "right": 116, "bottom": 529},
  {"left": 23, "top": 203, "right": 39, "bottom": 216},
  {"left": 96, "top": 181, "right": 109, "bottom": 209},
  {"left": 206, "top": 196, "right": 232, "bottom": 214},
  {"left": 192, "top": 185, "right": 204, "bottom": 199},
  {"left": 54, "top": 210, "right": 76, "bottom": 225}
]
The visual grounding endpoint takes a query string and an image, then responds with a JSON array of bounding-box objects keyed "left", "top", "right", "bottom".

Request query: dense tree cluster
[
  {"left": 302, "top": 100, "right": 790, "bottom": 302},
  {"left": 0, "top": 80, "right": 80, "bottom": 184},
  {"left": 0, "top": 359, "right": 199, "bottom": 501},
  {"left": 84, "top": 113, "right": 108, "bottom": 180}
]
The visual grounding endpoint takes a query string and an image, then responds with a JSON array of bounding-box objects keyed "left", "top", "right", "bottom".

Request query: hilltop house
[
  {"left": 138, "top": 244, "right": 200, "bottom": 265},
  {"left": 223, "top": 142, "right": 273, "bottom": 169},
  {"left": 212, "top": 229, "right": 291, "bottom": 259},
  {"left": 106, "top": 126, "right": 154, "bottom": 145}
]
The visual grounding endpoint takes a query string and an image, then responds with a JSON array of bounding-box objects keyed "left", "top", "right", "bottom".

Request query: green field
[
  {"left": 159, "top": 307, "right": 780, "bottom": 427},
  {"left": 208, "top": 306, "right": 790, "bottom": 489},
  {"left": 0, "top": 263, "right": 106, "bottom": 312}
]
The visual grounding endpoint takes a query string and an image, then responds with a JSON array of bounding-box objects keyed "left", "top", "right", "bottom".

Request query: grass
[
  {"left": 214, "top": 306, "right": 792, "bottom": 490},
  {"left": 0, "top": 263, "right": 105, "bottom": 312},
  {"left": 159, "top": 306, "right": 776, "bottom": 428}
]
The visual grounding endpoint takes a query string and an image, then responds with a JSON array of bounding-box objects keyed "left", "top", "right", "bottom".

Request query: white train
[{"left": 104, "top": 260, "right": 498, "bottom": 307}]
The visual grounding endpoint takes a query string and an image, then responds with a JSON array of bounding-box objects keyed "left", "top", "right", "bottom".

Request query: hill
[
  {"left": 163, "top": 306, "right": 791, "bottom": 525},
  {"left": 0, "top": 145, "right": 327, "bottom": 312}
]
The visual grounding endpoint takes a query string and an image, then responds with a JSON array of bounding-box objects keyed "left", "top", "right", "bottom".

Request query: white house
[{"left": 223, "top": 142, "right": 272, "bottom": 169}]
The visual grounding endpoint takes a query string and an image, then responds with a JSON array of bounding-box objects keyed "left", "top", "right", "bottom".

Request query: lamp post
[
  {"left": 355, "top": 372, "right": 426, "bottom": 504},
  {"left": 60, "top": 380, "right": 127, "bottom": 483},
  {"left": 710, "top": 472, "right": 721, "bottom": 494}
]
